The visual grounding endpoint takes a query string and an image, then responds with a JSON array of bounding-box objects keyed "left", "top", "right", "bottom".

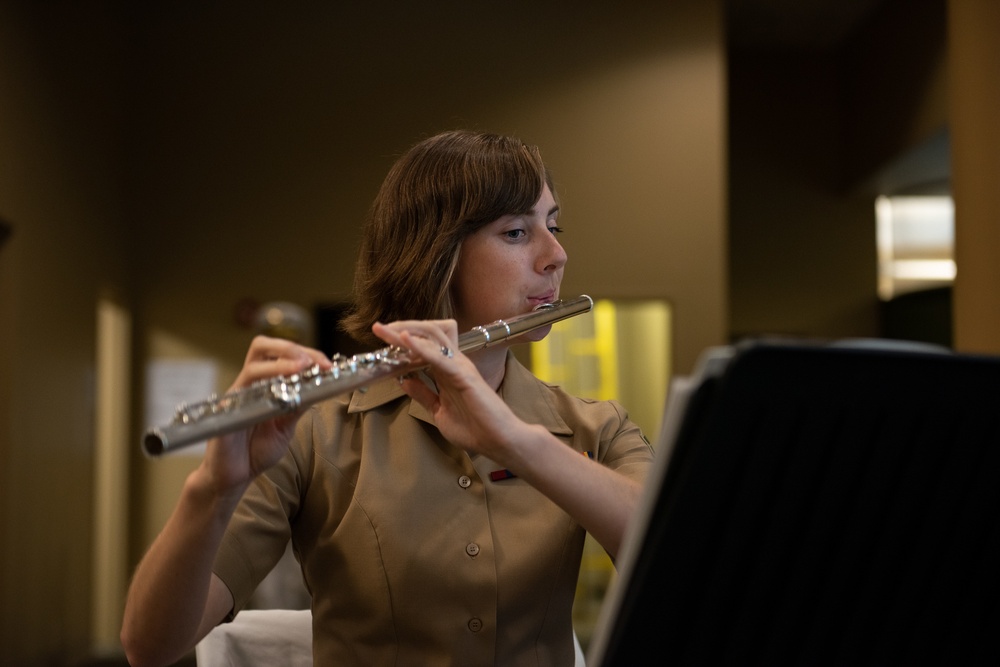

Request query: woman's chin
[{"left": 522, "top": 324, "right": 553, "bottom": 343}]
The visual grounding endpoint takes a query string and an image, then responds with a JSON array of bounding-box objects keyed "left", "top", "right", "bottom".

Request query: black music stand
[{"left": 588, "top": 340, "right": 1000, "bottom": 666}]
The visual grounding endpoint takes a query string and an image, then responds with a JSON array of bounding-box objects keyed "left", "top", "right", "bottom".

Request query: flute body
[{"left": 142, "top": 295, "right": 594, "bottom": 456}]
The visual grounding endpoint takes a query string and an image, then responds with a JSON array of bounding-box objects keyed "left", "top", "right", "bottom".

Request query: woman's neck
[{"left": 469, "top": 345, "right": 508, "bottom": 392}]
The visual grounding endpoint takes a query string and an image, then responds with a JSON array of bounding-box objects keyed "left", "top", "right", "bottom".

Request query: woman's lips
[{"left": 529, "top": 292, "right": 557, "bottom": 306}]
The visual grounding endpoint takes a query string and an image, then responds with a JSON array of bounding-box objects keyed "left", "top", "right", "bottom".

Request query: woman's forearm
[
  {"left": 120, "top": 467, "right": 245, "bottom": 667},
  {"left": 506, "top": 424, "right": 642, "bottom": 560}
]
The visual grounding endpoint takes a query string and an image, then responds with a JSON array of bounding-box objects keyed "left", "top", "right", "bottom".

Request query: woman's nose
[{"left": 539, "top": 234, "right": 568, "bottom": 273}]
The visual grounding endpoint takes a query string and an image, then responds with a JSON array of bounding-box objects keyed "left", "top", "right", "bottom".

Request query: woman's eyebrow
[{"left": 517, "top": 204, "right": 559, "bottom": 218}]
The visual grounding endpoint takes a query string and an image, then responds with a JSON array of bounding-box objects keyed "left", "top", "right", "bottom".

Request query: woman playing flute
[{"left": 121, "top": 130, "right": 654, "bottom": 666}]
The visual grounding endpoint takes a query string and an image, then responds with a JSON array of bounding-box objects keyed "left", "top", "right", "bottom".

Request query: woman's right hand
[
  {"left": 122, "top": 335, "right": 332, "bottom": 667},
  {"left": 199, "top": 335, "right": 332, "bottom": 495}
]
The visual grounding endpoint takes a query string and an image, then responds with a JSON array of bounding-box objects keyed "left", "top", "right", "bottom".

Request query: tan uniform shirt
[{"left": 214, "top": 352, "right": 653, "bottom": 666}]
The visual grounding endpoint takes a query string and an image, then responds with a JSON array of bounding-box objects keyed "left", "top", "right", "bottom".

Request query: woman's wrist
[
  {"left": 498, "top": 422, "right": 553, "bottom": 475},
  {"left": 185, "top": 465, "right": 248, "bottom": 520}
]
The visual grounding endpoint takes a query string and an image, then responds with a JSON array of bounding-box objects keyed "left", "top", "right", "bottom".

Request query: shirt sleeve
[
  {"left": 213, "top": 411, "right": 313, "bottom": 615},
  {"left": 596, "top": 399, "right": 655, "bottom": 484}
]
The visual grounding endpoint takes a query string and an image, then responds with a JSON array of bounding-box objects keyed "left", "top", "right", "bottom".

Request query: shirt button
[
  {"left": 458, "top": 475, "right": 472, "bottom": 489},
  {"left": 466, "top": 543, "right": 480, "bottom": 557},
  {"left": 468, "top": 618, "right": 483, "bottom": 633}
]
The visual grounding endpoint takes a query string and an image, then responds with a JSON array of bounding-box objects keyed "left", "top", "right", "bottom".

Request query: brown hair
[{"left": 341, "top": 130, "right": 553, "bottom": 347}]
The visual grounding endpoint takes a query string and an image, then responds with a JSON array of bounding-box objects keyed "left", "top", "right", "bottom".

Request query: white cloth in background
[
  {"left": 196, "top": 608, "right": 585, "bottom": 666},
  {"left": 195, "top": 609, "right": 312, "bottom": 667}
]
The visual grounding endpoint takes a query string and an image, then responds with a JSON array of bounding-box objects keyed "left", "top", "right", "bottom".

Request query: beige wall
[
  {"left": 950, "top": 0, "right": 1000, "bottom": 354},
  {"left": 0, "top": 3, "right": 130, "bottom": 664}
]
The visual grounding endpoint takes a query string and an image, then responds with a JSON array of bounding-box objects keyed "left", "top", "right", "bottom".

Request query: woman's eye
[
  {"left": 548, "top": 226, "right": 564, "bottom": 235},
  {"left": 504, "top": 229, "right": 526, "bottom": 240}
]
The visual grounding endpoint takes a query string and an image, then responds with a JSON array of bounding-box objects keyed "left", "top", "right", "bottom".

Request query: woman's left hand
[{"left": 371, "top": 319, "right": 528, "bottom": 462}]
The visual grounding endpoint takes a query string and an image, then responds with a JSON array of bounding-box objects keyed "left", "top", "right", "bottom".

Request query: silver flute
[{"left": 142, "top": 295, "right": 594, "bottom": 456}]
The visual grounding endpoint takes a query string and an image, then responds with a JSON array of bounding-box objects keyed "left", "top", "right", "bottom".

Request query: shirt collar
[
  {"left": 347, "top": 350, "right": 573, "bottom": 437},
  {"left": 498, "top": 351, "right": 573, "bottom": 436}
]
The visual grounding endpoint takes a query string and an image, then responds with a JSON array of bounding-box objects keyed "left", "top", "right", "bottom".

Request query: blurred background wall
[{"left": 1, "top": 0, "right": 997, "bottom": 664}]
